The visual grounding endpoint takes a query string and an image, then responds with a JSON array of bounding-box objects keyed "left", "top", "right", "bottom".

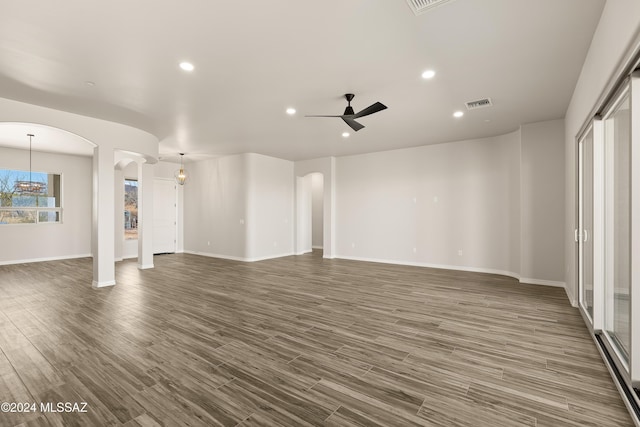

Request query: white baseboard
[
  {"left": 334, "top": 255, "right": 566, "bottom": 288},
  {"left": 312, "top": 245, "right": 324, "bottom": 249},
  {"left": 519, "top": 277, "right": 566, "bottom": 288},
  {"left": 0, "top": 253, "right": 92, "bottom": 266},
  {"left": 138, "top": 263, "right": 154, "bottom": 270},
  {"left": 246, "top": 252, "right": 295, "bottom": 262},
  {"left": 335, "top": 255, "right": 521, "bottom": 280},
  {"left": 183, "top": 250, "right": 295, "bottom": 263},
  {"left": 92, "top": 280, "right": 115, "bottom": 288},
  {"left": 184, "top": 250, "right": 245, "bottom": 262}
]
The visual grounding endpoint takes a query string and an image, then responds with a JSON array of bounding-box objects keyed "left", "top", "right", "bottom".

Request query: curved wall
[{"left": 334, "top": 123, "right": 565, "bottom": 285}]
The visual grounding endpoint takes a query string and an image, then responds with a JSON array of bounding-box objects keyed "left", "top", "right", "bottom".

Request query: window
[
  {"left": 0, "top": 169, "right": 62, "bottom": 224},
  {"left": 124, "top": 179, "right": 138, "bottom": 240}
]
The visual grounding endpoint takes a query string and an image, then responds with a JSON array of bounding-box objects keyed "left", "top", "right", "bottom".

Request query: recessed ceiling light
[
  {"left": 179, "top": 62, "right": 194, "bottom": 72},
  {"left": 453, "top": 111, "right": 464, "bottom": 118},
  {"left": 286, "top": 108, "right": 296, "bottom": 115},
  {"left": 421, "top": 70, "right": 436, "bottom": 79},
  {"left": 342, "top": 132, "right": 350, "bottom": 138}
]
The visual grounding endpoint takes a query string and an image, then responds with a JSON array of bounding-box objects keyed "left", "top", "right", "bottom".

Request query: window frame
[{"left": 0, "top": 169, "right": 63, "bottom": 226}]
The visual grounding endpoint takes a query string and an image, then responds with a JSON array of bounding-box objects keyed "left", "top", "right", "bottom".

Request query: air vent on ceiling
[
  {"left": 406, "top": 0, "right": 456, "bottom": 15},
  {"left": 465, "top": 98, "right": 493, "bottom": 110}
]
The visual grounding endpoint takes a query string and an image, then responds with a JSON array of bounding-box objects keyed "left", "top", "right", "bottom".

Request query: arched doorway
[
  {"left": 0, "top": 94, "right": 159, "bottom": 288},
  {"left": 296, "top": 172, "right": 324, "bottom": 256}
]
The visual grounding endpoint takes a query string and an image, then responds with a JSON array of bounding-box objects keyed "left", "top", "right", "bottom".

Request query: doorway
[
  {"left": 153, "top": 178, "right": 177, "bottom": 254},
  {"left": 296, "top": 172, "right": 324, "bottom": 256}
]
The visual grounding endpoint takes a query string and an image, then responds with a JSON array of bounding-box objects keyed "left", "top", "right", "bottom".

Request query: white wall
[
  {"left": 564, "top": 0, "right": 640, "bottom": 304},
  {"left": 184, "top": 154, "right": 248, "bottom": 260},
  {"left": 335, "top": 131, "right": 522, "bottom": 278},
  {"left": 246, "top": 153, "right": 294, "bottom": 260},
  {"left": 0, "top": 147, "right": 92, "bottom": 264},
  {"left": 296, "top": 175, "right": 312, "bottom": 254},
  {"left": 184, "top": 153, "right": 293, "bottom": 261},
  {"left": 311, "top": 173, "right": 324, "bottom": 248},
  {"left": 520, "top": 119, "right": 565, "bottom": 285}
]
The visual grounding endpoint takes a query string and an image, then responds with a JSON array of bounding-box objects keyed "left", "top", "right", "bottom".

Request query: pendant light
[
  {"left": 14, "top": 133, "right": 46, "bottom": 195},
  {"left": 175, "top": 153, "right": 188, "bottom": 185}
]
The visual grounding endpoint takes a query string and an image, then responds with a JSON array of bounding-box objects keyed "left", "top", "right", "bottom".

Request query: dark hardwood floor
[{"left": 0, "top": 251, "right": 633, "bottom": 426}]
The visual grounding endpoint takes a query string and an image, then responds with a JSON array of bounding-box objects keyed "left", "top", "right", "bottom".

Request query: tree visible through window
[
  {"left": 0, "top": 169, "right": 61, "bottom": 224},
  {"left": 124, "top": 179, "right": 138, "bottom": 240}
]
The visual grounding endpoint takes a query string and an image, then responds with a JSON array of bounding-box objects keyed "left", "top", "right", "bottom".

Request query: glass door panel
[
  {"left": 604, "top": 90, "right": 631, "bottom": 363},
  {"left": 579, "top": 128, "right": 594, "bottom": 320}
]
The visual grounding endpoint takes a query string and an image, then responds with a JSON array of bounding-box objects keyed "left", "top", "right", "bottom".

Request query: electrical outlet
[{"left": 458, "top": 249, "right": 463, "bottom": 256}]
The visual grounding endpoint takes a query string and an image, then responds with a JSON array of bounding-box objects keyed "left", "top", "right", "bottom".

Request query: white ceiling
[{"left": 0, "top": 0, "right": 605, "bottom": 161}]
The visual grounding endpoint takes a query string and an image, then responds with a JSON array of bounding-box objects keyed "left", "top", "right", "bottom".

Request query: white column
[
  {"left": 92, "top": 145, "right": 116, "bottom": 288},
  {"left": 323, "top": 156, "right": 337, "bottom": 258},
  {"left": 138, "top": 161, "right": 154, "bottom": 269},
  {"left": 114, "top": 168, "right": 124, "bottom": 262}
]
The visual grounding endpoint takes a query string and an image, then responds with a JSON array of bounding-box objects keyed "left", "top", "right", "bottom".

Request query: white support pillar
[
  {"left": 138, "top": 161, "right": 154, "bottom": 270},
  {"left": 92, "top": 145, "right": 116, "bottom": 288},
  {"left": 324, "top": 156, "right": 337, "bottom": 258}
]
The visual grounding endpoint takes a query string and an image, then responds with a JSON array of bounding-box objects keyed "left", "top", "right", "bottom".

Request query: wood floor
[{"left": 0, "top": 251, "right": 633, "bottom": 426}]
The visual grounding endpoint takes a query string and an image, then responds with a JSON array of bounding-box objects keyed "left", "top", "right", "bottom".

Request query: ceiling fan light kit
[{"left": 306, "top": 93, "right": 387, "bottom": 132}]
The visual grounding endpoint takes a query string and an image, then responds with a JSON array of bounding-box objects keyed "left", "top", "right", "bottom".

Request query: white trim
[
  {"left": 594, "top": 336, "right": 640, "bottom": 427},
  {"left": 183, "top": 250, "right": 295, "bottom": 263},
  {"left": 138, "top": 263, "right": 154, "bottom": 270},
  {"left": 245, "top": 253, "right": 295, "bottom": 262},
  {"left": 0, "top": 253, "right": 92, "bottom": 266},
  {"left": 335, "top": 255, "right": 520, "bottom": 280},
  {"left": 631, "top": 70, "right": 640, "bottom": 388},
  {"left": 519, "top": 277, "right": 566, "bottom": 288},
  {"left": 92, "top": 279, "right": 115, "bottom": 288},
  {"left": 312, "top": 245, "right": 324, "bottom": 249},
  {"left": 184, "top": 250, "right": 245, "bottom": 262}
]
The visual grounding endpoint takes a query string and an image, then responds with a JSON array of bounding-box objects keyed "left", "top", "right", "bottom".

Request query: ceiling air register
[{"left": 405, "top": 0, "right": 457, "bottom": 15}]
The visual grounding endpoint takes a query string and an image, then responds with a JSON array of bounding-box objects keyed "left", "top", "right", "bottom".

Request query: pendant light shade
[
  {"left": 14, "top": 133, "right": 47, "bottom": 195},
  {"left": 175, "top": 153, "right": 188, "bottom": 185}
]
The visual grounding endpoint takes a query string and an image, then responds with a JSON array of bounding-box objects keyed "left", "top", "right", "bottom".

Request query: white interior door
[{"left": 153, "top": 179, "right": 176, "bottom": 254}]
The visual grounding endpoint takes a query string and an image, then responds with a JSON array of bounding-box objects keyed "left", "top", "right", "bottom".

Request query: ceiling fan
[{"left": 306, "top": 94, "right": 387, "bottom": 132}]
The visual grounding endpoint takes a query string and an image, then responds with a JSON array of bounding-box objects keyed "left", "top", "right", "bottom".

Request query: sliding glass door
[
  {"left": 603, "top": 89, "right": 631, "bottom": 365},
  {"left": 578, "top": 127, "right": 594, "bottom": 321}
]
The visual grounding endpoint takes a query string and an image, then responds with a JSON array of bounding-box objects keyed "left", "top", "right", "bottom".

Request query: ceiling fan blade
[
  {"left": 342, "top": 117, "right": 365, "bottom": 132},
  {"left": 353, "top": 102, "right": 387, "bottom": 119}
]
